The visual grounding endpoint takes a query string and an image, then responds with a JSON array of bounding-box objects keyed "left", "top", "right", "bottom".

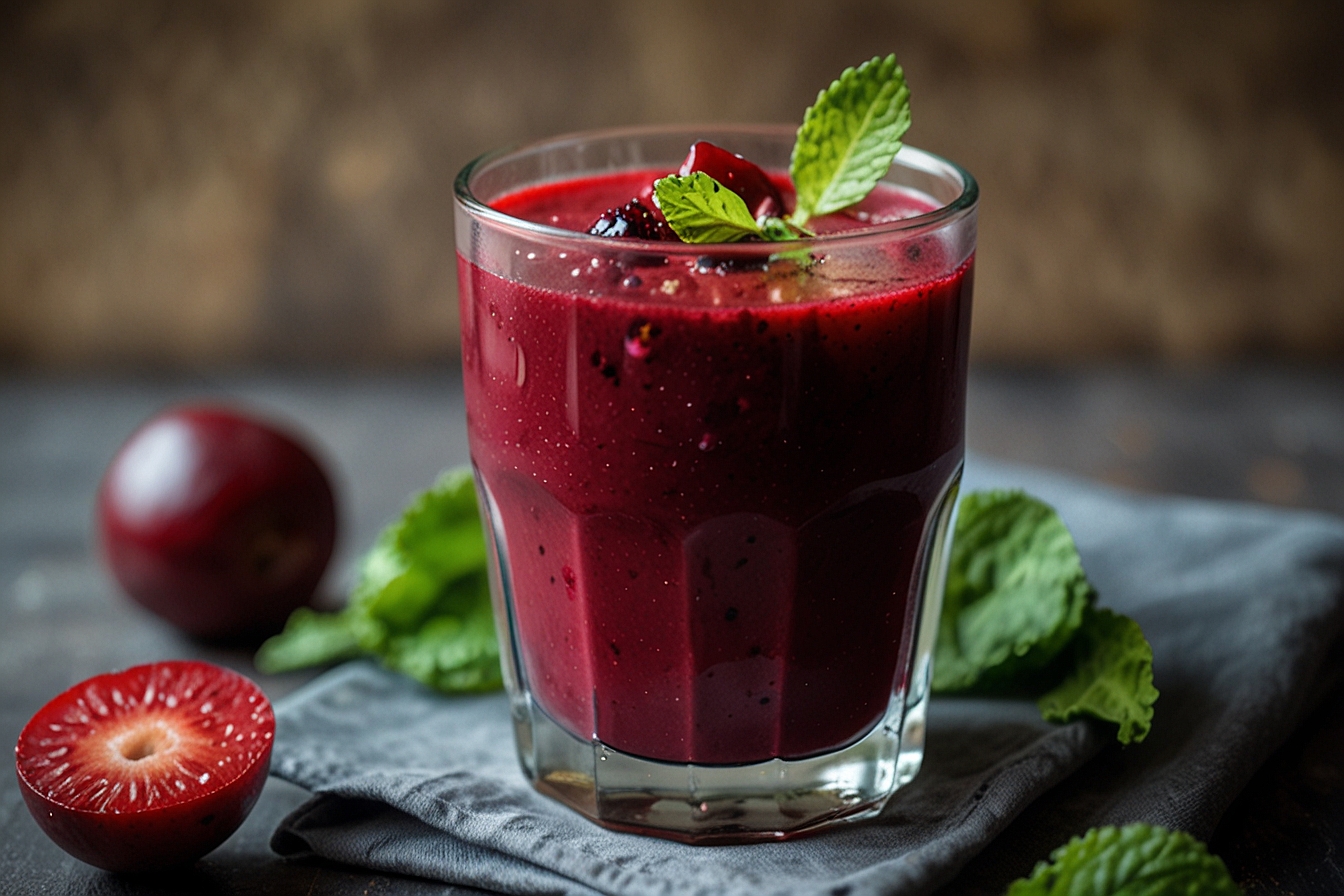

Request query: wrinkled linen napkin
[{"left": 269, "top": 460, "right": 1344, "bottom": 896}]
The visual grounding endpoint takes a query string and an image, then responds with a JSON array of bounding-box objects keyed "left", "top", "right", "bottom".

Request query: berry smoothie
[{"left": 460, "top": 170, "right": 972, "bottom": 765}]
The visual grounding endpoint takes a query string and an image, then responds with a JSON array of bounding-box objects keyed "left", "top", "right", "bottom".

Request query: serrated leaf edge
[{"left": 789, "top": 54, "right": 911, "bottom": 225}]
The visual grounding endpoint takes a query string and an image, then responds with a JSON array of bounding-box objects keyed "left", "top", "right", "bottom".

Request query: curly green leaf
[
  {"left": 1039, "top": 607, "right": 1159, "bottom": 744},
  {"left": 1007, "top": 824, "right": 1241, "bottom": 896}
]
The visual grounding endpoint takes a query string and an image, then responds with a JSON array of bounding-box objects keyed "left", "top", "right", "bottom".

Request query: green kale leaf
[
  {"left": 1039, "top": 607, "right": 1159, "bottom": 745},
  {"left": 256, "top": 467, "right": 502, "bottom": 693}
]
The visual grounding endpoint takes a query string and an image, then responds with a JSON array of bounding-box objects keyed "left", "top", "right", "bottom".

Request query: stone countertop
[{"left": 1, "top": 367, "right": 1341, "bottom": 895}]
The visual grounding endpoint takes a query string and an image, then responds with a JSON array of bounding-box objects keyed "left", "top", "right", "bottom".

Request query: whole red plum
[{"left": 97, "top": 405, "right": 337, "bottom": 639}]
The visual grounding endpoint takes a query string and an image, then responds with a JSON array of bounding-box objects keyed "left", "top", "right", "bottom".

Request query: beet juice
[{"left": 455, "top": 125, "right": 976, "bottom": 841}]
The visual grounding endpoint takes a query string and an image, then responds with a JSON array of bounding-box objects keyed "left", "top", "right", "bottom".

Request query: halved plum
[{"left": 14, "top": 661, "right": 274, "bottom": 872}]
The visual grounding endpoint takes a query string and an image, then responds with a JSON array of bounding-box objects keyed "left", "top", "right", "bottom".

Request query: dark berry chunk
[
  {"left": 587, "top": 198, "right": 675, "bottom": 241},
  {"left": 678, "top": 141, "right": 786, "bottom": 220}
]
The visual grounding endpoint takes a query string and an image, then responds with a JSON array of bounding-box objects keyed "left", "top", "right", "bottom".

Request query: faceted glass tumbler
[{"left": 455, "top": 125, "right": 977, "bottom": 842}]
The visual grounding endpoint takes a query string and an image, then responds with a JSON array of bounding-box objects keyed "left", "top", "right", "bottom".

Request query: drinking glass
[{"left": 455, "top": 125, "right": 977, "bottom": 842}]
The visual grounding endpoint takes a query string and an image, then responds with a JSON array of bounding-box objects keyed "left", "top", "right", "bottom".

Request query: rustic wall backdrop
[{"left": 1, "top": 0, "right": 1341, "bottom": 369}]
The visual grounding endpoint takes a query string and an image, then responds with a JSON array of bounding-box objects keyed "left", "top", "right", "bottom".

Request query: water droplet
[
  {"left": 515, "top": 344, "right": 527, "bottom": 387},
  {"left": 698, "top": 433, "right": 718, "bottom": 451}
]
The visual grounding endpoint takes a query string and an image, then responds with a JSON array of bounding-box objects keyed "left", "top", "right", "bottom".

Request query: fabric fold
[{"left": 268, "top": 460, "right": 1344, "bottom": 895}]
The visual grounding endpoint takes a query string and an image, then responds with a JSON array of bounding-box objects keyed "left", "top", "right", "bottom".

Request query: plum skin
[
  {"left": 97, "top": 405, "right": 337, "bottom": 639},
  {"left": 13, "top": 660, "right": 275, "bottom": 873},
  {"left": 15, "top": 746, "right": 270, "bottom": 874}
]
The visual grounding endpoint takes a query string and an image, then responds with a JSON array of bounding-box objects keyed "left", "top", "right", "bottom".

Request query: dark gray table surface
[{"left": 2, "top": 366, "right": 1341, "bottom": 896}]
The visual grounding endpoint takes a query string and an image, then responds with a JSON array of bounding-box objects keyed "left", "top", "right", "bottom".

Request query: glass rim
[{"left": 453, "top": 123, "right": 978, "bottom": 253}]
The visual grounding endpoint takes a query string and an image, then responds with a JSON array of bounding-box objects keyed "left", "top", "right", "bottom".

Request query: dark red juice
[{"left": 460, "top": 171, "right": 972, "bottom": 765}]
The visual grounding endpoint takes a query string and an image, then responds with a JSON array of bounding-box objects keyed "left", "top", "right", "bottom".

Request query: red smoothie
[{"left": 460, "top": 170, "right": 972, "bottom": 765}]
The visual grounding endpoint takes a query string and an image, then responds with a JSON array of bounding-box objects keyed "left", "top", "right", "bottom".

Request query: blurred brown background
[{"left": 1, "top": 0, "right": 1341, "bottom": 370}]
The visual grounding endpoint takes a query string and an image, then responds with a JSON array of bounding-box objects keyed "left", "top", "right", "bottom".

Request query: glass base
[
  {"left": 476, "top": 467, "right": 959, "bottom": 843},
  {"left": 478, "top": 467, "right": 962, "bottom": 843},
  {"left": 508, "top": 673, "right": 929, "bottom": 844}
]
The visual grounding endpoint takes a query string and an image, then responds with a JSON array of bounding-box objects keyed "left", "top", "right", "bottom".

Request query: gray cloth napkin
[{"left": 268, "top": 460, "right": 1344, "bottom": 895}]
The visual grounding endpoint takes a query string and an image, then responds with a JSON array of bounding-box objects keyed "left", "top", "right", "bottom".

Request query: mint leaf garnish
[
  {"left": 256, "top": 467, "right": 503, "bottom": 694},
  {"left": 934, "top": 490, "right": 1159, "bottom": 744},
  {"left": 934, "top": 491, "right": 1094, "bottom": 693},
  {"left": 1006, "top": 824, "right": 1241, "bottom": 896},
  {"left": 654, "top": 173, "right": 764, "bottom": 244},
  {"left": 759, "top": 217, "right": 802, "bottom": 242},
  {"left": 651, "top": 54, "right": 910, "bottom": 244},
  {"left": 1039, "top": 606, "right": 1158, "bottom": 745},
  {"left": 789, "top": 54, "right": 911, "bottom": 227}
]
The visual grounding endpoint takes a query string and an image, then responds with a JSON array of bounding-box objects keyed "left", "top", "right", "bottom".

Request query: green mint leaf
[
  {"left": 1006, "top": 824, "right": 1241, "bottom": 896},
  {"left": 768, "top": 246, "right": 817, "bottom": 270},
  {"left": 789, "top": 54, "right": 911, "bottom": 226},
  {"left": 758, "top": 217, "right": 800, "bottom": 241},
  {"left": 933, "top": 490, "right": 1093, "bottom": 693},
  {"left": 254, "top": 607, "right": 363, "bottom": 673},
  {"left": 654, "top": 172, "right": 763, "bottom": 244},
  {"left": 256, "top": 466, "right": 503, "bottom": 694},
  {"left": 1039, "top": 606, "right": 1159, "bottom": 744}
]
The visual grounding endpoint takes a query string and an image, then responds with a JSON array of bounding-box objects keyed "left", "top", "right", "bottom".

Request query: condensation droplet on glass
[{"left": 516, "top": 345, "right": 527, "bottom": 387}]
